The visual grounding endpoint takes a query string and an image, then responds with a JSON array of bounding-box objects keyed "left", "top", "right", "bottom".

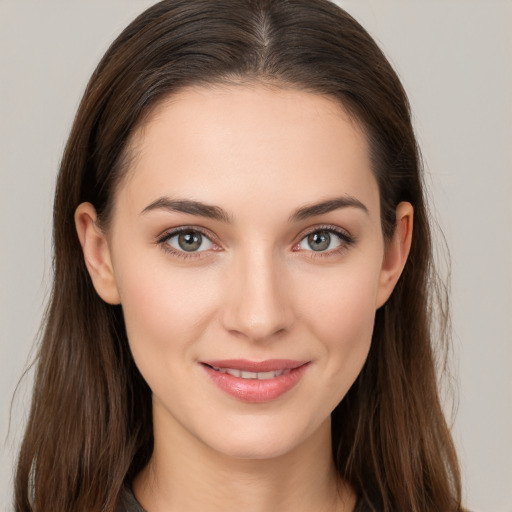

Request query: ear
[
  {"left": 376, "top": 201, "right": 413, "bottom": 308},
  {"left": 74, "top": 202, "right": 121, "bottom": 305}
]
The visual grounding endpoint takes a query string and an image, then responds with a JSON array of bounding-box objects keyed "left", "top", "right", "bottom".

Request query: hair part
[{"left": 15, "top": 1, "right": 461, "bottom": 511}]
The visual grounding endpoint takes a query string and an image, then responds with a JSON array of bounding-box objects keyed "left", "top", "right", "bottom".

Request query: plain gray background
[{"left": 1, "top": 1, "right": 511, "bottom": 511}]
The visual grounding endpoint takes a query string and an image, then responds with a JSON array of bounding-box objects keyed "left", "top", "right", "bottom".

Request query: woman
[{"left": 14, "top": 0, "right": 463, "bottom": 511}]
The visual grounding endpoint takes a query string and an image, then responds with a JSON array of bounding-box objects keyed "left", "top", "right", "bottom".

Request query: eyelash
[
  {"left": 156, "top": 224, "right": 355, "bottom": 261},
  {"left": 294, "top": 225, "right": 356, "bottom": 259},
  {"left": 156, "top": 226, "right": 220, "bottom": 261}
]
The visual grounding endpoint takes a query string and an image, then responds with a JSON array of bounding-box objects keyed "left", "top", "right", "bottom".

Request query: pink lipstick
[{"left": 200, "top": 359, "right": 309, "bottom": 403}]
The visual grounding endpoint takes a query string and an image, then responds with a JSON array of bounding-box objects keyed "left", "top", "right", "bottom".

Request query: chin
[
  {"left": 197, "top": 415, "right": 327, "bottom": 461},
  {"left": 210, "top": 435, "right": 299, "bottom": 461}
]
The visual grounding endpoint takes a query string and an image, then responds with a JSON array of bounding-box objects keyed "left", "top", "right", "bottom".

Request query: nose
[{"left": 220, "top": 247, "right": 294, "bottom": 342}]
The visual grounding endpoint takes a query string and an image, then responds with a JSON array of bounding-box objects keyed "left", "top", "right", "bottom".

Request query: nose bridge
[{"left": 221, "top": 245, "right": 293, "bottom": 341}]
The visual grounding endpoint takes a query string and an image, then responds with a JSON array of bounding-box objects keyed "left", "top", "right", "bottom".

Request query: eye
[
  {"left": 295, "top": 228, "right": 353, "bottom": 254},
  {"left": 161, "top": 229, "right": 214, "bottom": 253}
]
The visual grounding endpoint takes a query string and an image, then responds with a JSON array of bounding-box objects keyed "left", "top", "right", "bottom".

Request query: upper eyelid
[
  {"left": 157, "top": 225, "right": 217, "bottom": 243},
  {"left": 296, "top": 224, "right": 354, "bottom": 242}
]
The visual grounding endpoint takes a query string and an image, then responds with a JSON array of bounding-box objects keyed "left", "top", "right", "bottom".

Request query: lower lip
[{"left": 201, "top": 363, "right": 310, "bottom": 403}]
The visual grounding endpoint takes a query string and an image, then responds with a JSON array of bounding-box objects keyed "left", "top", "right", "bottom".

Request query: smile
[
  {"left": 207, "top": 365, "right": 291, "bottom": 380},
  {"left": 200, "top": 359, "right": 310, "bottom": 403}
]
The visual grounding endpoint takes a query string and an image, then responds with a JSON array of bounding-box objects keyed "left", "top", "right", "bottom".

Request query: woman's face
[{"left": 80, "top": 85, "right": 409, "bottom": 460}]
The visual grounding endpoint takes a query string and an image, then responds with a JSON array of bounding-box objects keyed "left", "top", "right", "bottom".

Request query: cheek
[
  {"left": 297, "top": 258, "right": 380, "bottom": 391},
  {"left": 302, "top": 258, "right": 379, "bottom": 338},
  {"left": 113, "top": 255, "right": 220, "bottom": 377},
  {"left": 323, "top": 275, "right": 376, "bottom": 344}
]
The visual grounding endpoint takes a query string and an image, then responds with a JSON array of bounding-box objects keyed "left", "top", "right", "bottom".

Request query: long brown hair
[{"left": 15, "top": 1, "right": 461, "bottom": 510}]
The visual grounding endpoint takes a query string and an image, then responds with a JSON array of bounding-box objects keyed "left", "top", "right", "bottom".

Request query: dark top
[
  {"left": 117, "top": 486, "right": 373, "bottom": 512},
  {"left": 117, "top": 486, "right": 146, "bottom": 512}
]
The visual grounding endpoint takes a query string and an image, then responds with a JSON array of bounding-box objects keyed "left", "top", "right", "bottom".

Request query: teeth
[
  {"left": 256, "top": 371, "right": 277, "bottom": 380},
  {"left": 212, "top": 366, "right": 290, "bottom": 379}
]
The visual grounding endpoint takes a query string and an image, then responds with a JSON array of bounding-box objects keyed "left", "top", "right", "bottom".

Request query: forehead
[{"left": 116, "top": 85, "right": 379, "bottom": 222}]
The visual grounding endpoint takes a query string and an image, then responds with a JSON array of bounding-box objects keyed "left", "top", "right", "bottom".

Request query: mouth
[
  {"left": 199, "top": 359, "right": 310, "bottom": 403},
  {"left": 204, "top": 365, "right": 291, "bottom": 380}
]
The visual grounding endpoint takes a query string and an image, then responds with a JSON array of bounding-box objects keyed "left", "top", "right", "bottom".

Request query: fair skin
[{"left": 75, "top": 85, "right": 413, "bottom": 512}]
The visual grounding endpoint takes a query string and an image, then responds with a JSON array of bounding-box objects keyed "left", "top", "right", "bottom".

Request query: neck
[{"left": 133, "top": 400, "right": 355, "bottom": 512}]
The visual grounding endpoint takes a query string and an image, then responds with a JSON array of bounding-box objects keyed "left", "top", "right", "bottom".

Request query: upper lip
[{"left": 201, "top": 359, "right": 309, "bottom": 372}]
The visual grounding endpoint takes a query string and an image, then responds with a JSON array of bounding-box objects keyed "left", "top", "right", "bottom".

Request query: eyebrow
[
  {"left": 288, "top": 196, "right": 368, "bottom": 222},
  {"left": 141, "top": 195, "right": 368, "bottom": 223},
  {"left": 141, "top": 197, "right": 233, "bottom": 223}
]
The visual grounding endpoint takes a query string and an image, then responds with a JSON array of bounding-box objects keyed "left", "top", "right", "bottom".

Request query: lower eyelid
[{"left": 155, "top": 228, "right": 219, "bottom": 259}]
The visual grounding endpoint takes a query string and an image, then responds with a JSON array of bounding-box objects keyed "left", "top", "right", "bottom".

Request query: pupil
[
  {"left": 308, "top": 231, "right": 330, "bottom": 251},
  {"left": 178, "top": 231, "right": 202, "bottom": 251}
]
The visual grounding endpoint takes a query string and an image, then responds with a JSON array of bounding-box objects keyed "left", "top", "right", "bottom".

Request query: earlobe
[
  {"left": 74, "top": 202, "right": 121, "bottom": 305},
  {"left": 376, "top": 202, "right": 413, "bottom": 308}
]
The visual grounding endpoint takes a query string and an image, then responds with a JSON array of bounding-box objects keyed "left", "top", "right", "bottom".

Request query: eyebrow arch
[
  {"left": 289, "top": 196, "right": 368, "bottom": 222},
  {"left": 141, "top": 197, "right": 233, "bottom": 223},
  {"left": 141, "top": 195, "right": 368, "bottom": 224}
]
